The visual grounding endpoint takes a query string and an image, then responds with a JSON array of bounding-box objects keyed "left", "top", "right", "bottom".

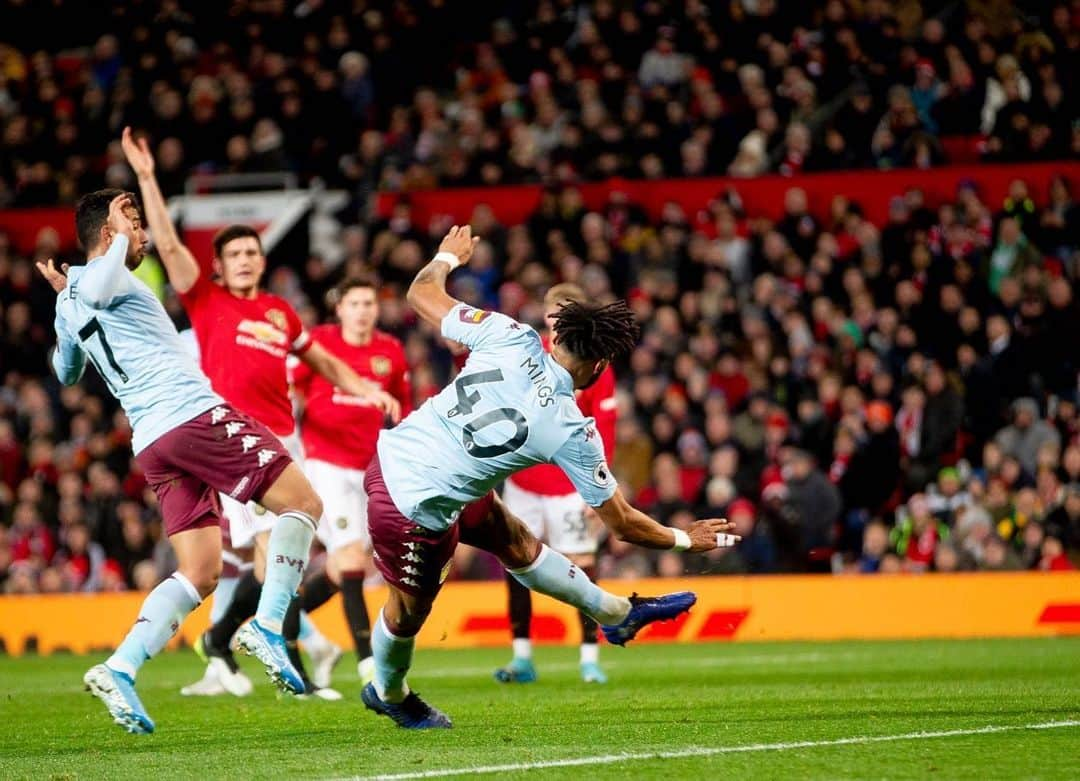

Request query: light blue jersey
[
  {"left": 377, "top": 303, "right": 617, "bottom": 532},
  {"left": 52, "top": 234, "right": 223, "bottom": 454}
]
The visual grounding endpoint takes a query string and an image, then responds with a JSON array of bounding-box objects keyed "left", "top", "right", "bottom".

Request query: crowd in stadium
[
  {"left": 1, "top": 0, "right": 1077, "bottom": 204},
  {"left": 1, "top": 1, "right": 1079, "bottom": 593}
]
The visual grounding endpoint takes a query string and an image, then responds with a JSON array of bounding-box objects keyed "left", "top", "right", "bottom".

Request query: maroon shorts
[
  {"left": 364, "top": 454, "right": 495, "bottom": 599},
  {"left": 136, "top": 404, "right": 292, "bottom": 537}
]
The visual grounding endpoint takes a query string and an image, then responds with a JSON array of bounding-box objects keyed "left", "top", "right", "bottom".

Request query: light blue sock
[
  {"left": 509, "top": 545, "right": 630, "bottom": 625},
  {"left": 372, "top": 610, "right": 413, "bottom": 703},
  {"left": 255, "top": 511, "right": 316, "bottom": 633},
  {"left": 106, "top": 572, "right": 201, "bottom": 679},
  {"left": 210, "top": 575, "right": 238, "bottom": 624}
]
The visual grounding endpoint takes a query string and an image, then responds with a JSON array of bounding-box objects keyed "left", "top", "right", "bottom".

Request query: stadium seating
[{"left": 1, "top": 1, "right": 1078, "bottom": 594}]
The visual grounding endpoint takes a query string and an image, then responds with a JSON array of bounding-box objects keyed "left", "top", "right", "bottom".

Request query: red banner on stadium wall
[
  {"left": 0, "top": 207, "right": 79, "bottom": 256},
  {"left": 1, "top": 573, "right": 1078, "bottom": 656},
  {"left": 2, "top": 163, "right": 1076, "bottom": 258},
  {"left": 374, "top": 161, "right": 1078, "bottom": 231}
]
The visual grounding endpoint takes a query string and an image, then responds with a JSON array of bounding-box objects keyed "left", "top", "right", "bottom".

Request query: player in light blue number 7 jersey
[
  {"left": 39, "top": 189, "right": 334, "bottom": 734},
  {"left": 360, "top": 225, "right": 742, "bottom": 729}
]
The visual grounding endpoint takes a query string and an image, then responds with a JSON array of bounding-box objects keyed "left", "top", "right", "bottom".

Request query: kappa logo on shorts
[
  {"left": 241, "top": 435, "right": 260, "bottom": 453},
  {"left": 402, "top": 576, "right": 420, "bottom": 588},
  {"left": 257, "top": 449, "right": 276, "bottom": 467},
  {"left": 210, "top": 407, "right": 229, "bottom": 424},
  {"left": 458, "top": 307, "right": 492, "bottom": 324},
  {"left": 225, "top": 421, "right": 245, "bottom": 438}
]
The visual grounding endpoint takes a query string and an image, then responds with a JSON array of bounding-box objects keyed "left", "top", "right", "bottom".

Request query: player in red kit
[
  {"left": 121, "top": 128, "right": 399, "bottom": 698},
  {"left": 292, "top": 276, "right": 412, "bottom": 688},
  {"left": 494, "top": 283, "right": 618, "bottom": 685}
]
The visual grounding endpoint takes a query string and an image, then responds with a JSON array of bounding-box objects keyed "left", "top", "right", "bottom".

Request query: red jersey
[
  {"left": 293, "top": 325, "right": 412, "bottom": 470},
  {"left": 179, "top": 274, "right": 311, "bottom": 436},
  {"left": 510, "top": 338, "right": 617, "bottom": 496}
]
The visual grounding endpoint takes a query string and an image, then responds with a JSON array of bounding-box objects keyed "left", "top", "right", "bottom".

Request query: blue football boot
[
  {"left": 361, "top": 683, "right": 452, "bottom": 729},
  {"left": 83, "top": 664, "right": 155, "bottom": 735},
  {"left": 234, "top": 619, "right": 305, "bottom": 695},
  {"left": 493, "top": 656, "right": 537, "bottom": 683},
  {"left": 601, "top": 592, "right": 697, "bottom": 646}
]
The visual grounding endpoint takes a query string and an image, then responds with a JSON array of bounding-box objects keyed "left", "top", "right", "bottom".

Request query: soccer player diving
[{"left": 359, "top": 225, "right": 739, "bottom": 728}]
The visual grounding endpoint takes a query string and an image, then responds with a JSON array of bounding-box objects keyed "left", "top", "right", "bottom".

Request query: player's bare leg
[
  {"left": 233, "top": 463, "right": 322, "bottom": 694},
  {"left": 86, "top": 525, "right": 221, "bottom": 734}
]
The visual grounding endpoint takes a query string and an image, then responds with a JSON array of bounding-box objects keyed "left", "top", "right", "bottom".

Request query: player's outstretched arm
[
  {"left": 121, "top": 127, "right": 200, "bottom": 294},
  {"left": 299, "top": 341, "right": 402, "bottom": 423},
  {"left": 406, "top": 225, "right": 480, "bottom": 328},
  {"left": 594, "top": 488, "right": 739, "bottom": 553}
]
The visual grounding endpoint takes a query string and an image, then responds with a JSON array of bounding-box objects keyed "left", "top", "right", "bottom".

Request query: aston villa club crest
[
  {"left": 371, "top": 356, "right": 392, "bottom": 376},
  {"left": 265, "top": 308, "right": 288, "bottom": 331},
  {"left": 458, "top": 308, "right": 492, "bottom": 324}
]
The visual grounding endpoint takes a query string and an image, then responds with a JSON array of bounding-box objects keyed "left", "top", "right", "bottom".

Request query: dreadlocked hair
[{"left": 551, "top": 300, "right": 639, "bottom": 362}]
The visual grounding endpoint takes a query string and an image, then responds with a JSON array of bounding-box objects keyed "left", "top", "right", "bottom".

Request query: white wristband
[
  {"left": 670, "top": 528, "right": 691, "bottom": 552},
  {"left": 433, "top": 251, "right": 462, "bottom": 271}
]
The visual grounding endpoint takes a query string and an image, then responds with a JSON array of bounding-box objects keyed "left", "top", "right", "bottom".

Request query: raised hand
[
  {"left": 438, "top": 225, "right": 481, "bottom": 264},
  {"left": 35, "top": 258, "right": 69, "bottom": 293},
  {"left": 687, "top": 518, "right": 741, "bottom": 552},
  {"left": 121, "top": 126, "right": 155, "bottom": 179},
  {"left": 107, "top": 193, "right": 136, "bottom": 243}
]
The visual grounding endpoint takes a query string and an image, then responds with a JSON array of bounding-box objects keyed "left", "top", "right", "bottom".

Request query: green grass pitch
[{"left": 1, "top": 637, "right": 1078, "bottom": 779}]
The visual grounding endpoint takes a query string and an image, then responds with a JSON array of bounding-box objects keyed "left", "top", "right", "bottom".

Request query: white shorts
[
  {"left": 306, "top": 458, "right": 370, "bottom": 553},
  {"left": 502, "top": 480, "right": 596, "bottom": 555},
  {"left": 222, "top": 430, "right": 304, "bottom": 550}
]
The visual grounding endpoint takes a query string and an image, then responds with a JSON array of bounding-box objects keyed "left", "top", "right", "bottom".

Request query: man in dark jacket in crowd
[
  {"left": 910, "top": 361, "right": 965, "bottom": 487},
  {"left": 840, "top": 401, "right": 901, "bottom": 550},
  {"left": 785, "top": 447, "right": 841, "bottom": 570}
]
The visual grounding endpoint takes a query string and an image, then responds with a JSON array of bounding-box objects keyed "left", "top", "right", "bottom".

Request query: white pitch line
[{"left": 342, "top": 720, "right": 1080, "bottom": 781}]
